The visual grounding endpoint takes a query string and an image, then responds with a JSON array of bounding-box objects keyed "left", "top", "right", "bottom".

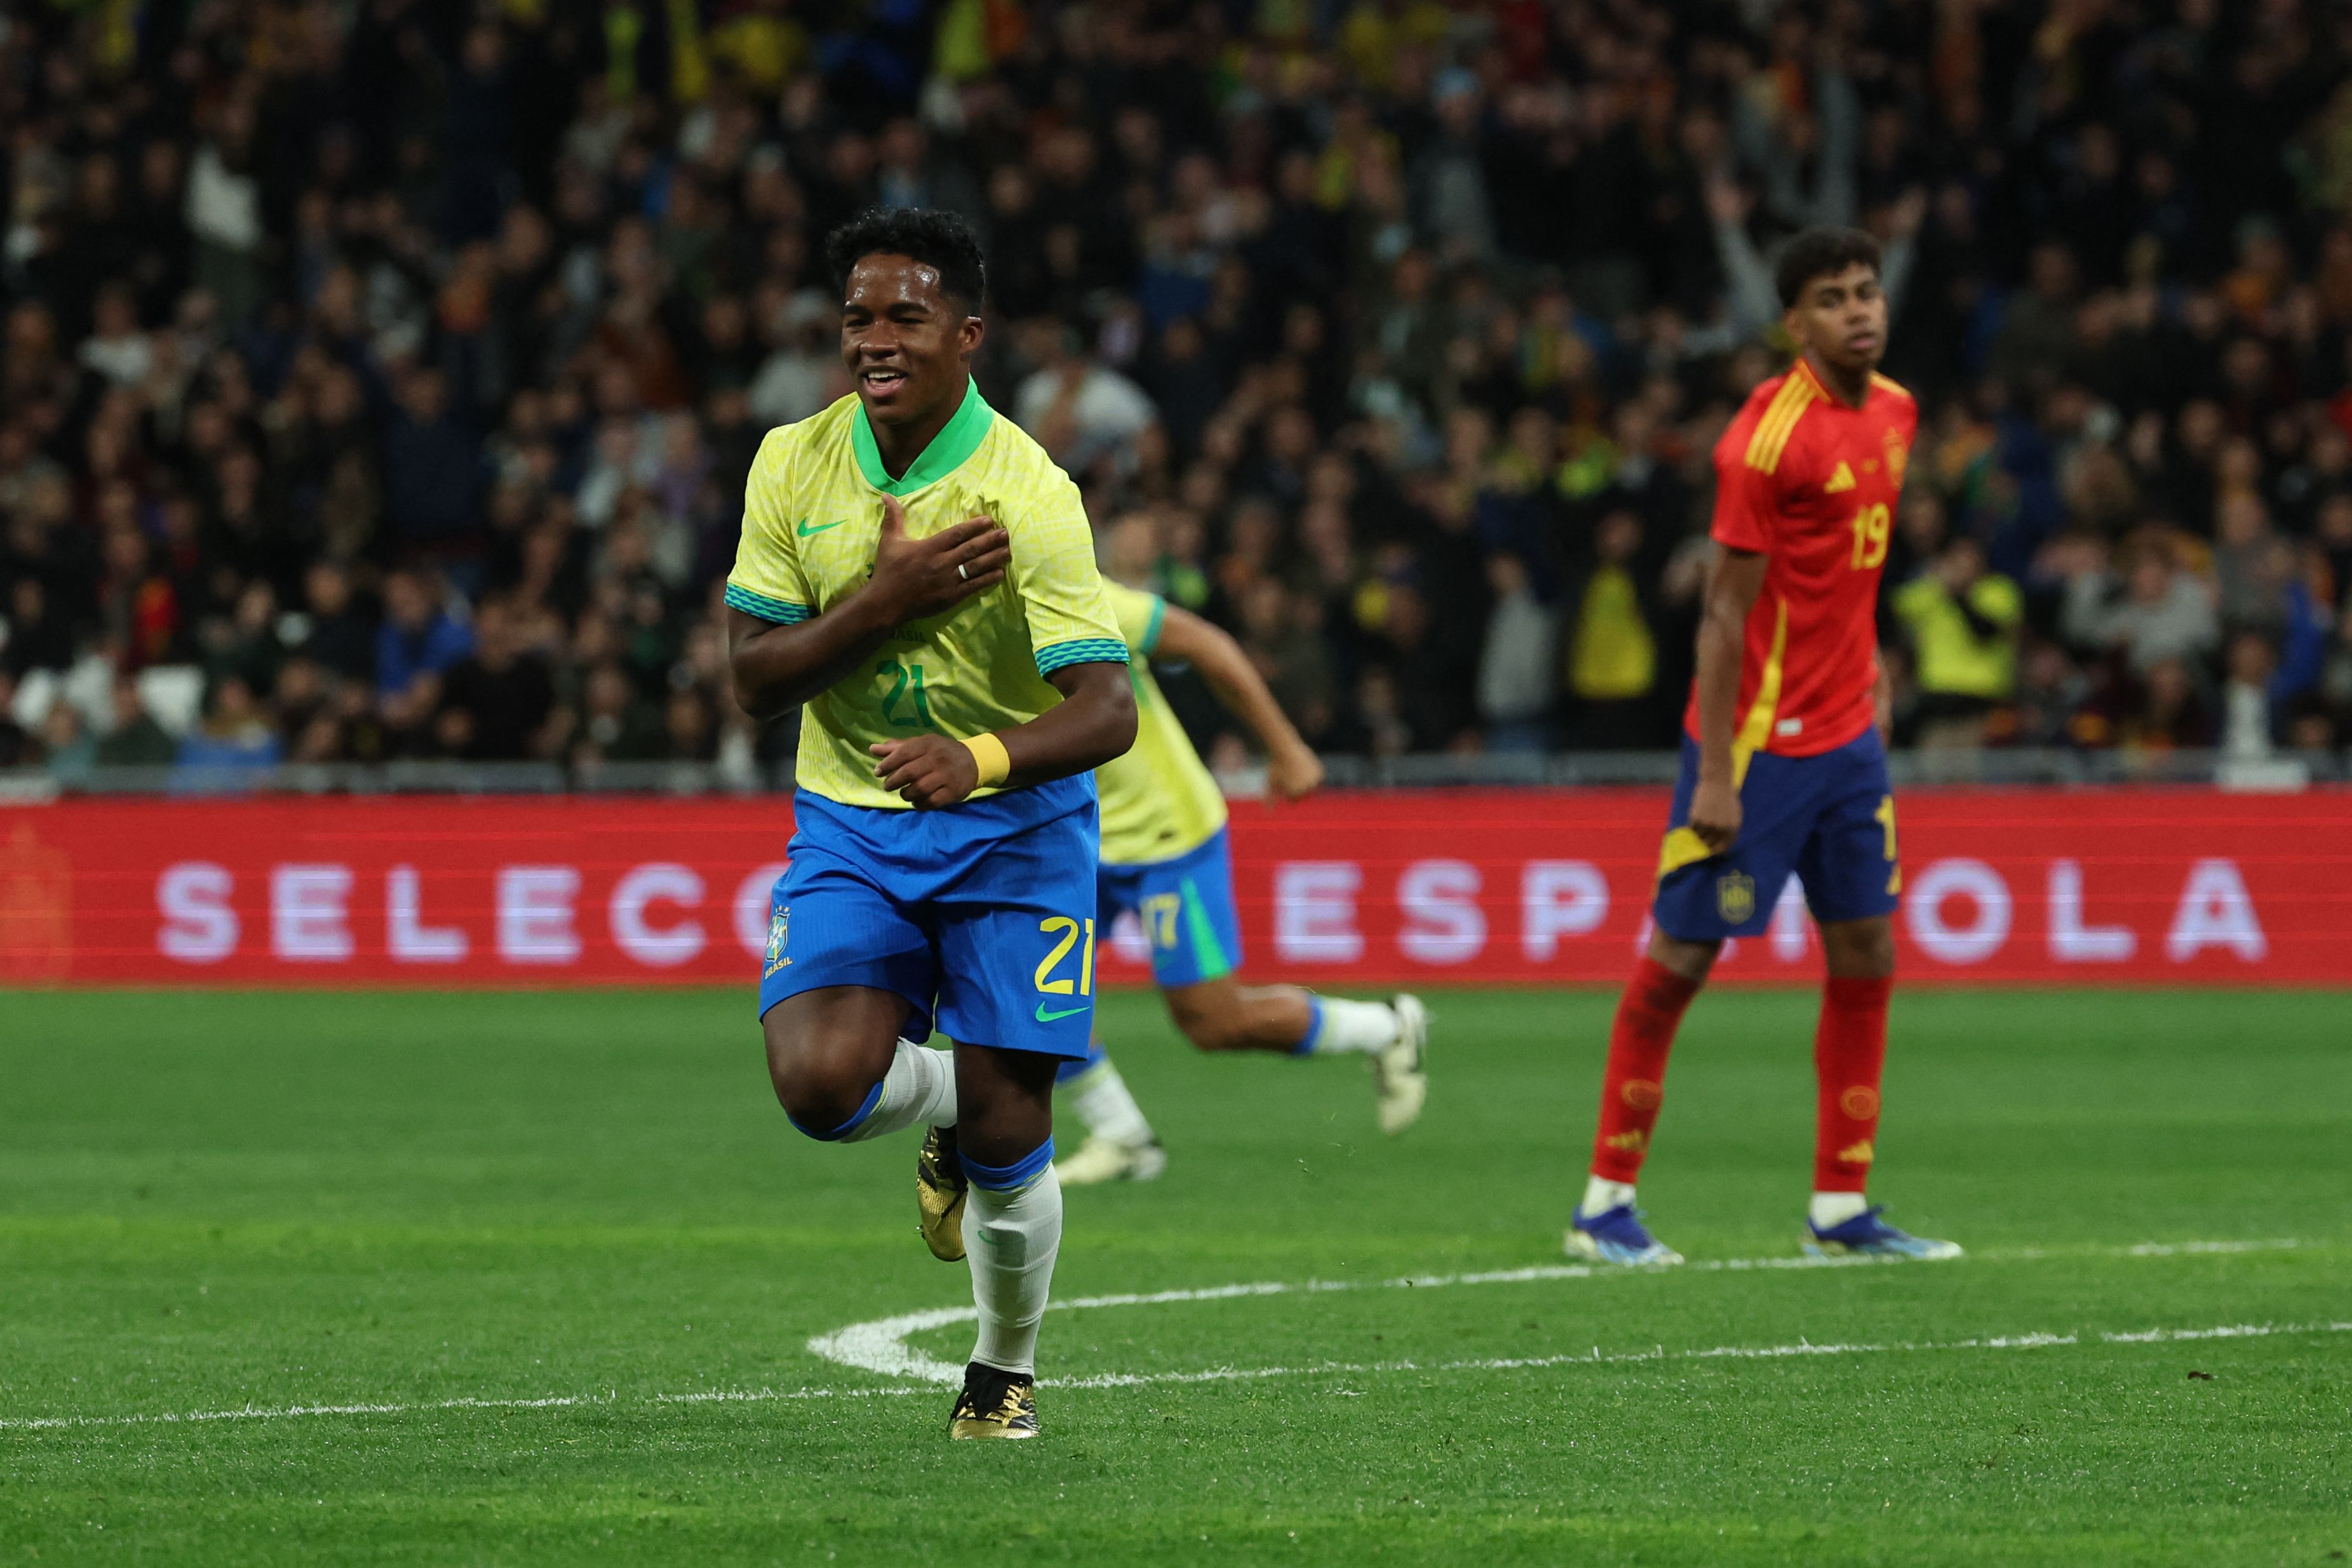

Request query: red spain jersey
[{"left": 1681, "top": 358, "right": 1918, "bottom": 763}]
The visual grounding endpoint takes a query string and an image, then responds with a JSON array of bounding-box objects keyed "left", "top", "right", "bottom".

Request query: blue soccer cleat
[
  {"left": 1803, "top": 1206, "right": 1962, "bottom": 1261},
  {"left": 1565, "top": 1203, "right": 1684, "bottom": 1266}
]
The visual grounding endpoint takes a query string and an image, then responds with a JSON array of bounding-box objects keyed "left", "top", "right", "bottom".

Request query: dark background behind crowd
[{"left": 7, "top": 0, "right": 2352, "bottom": 783}]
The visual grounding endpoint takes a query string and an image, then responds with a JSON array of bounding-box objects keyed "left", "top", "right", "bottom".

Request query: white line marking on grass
[
  {"left": 10, "top": 1319, "right": 2348, "bottom": 1434},
  {"left": 807, "top": 1236, "right": 2310, "bottom": 1383},
  {"left": 0, "top": 1239, "right": 2321, "bottom": 1435}
]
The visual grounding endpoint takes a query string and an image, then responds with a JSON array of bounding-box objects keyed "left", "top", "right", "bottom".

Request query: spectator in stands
[
  {"left": 1893, "top": 537, "right": 2024, "bottom": 751},
  {"left": 435, "top": 596, "right": 562, "bottom": 762},
  {"left": 1014, "top": 320, "right": 1159, "bottom": 479},
  {"left": 298, "top": 563, "right": 376, "bottom": 685},
  {"left": 2220, "top": 632, "right": 2283, "bottom": 761},
  {"left": 2062, "top": 539, "right": 2220, "bottom": 679},
  {"left": 175, "top": 676, "right": 281, "bottom": 775},
  {"left": 1475, "top": 552, "right": 1554, "bottom": 753},
  {"left": 375, "top": 573, "right": 473, "bottom": 701},
  {"left": 95, "top": 676, "right": 178, "bottom": 768},
  {"left": 1562, "top": 511, "right": 1663, "bottom": 750}
]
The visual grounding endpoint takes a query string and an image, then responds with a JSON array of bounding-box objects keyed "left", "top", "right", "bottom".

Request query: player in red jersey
[{"left": 1567, "top": 227, "right": 1960, "bottom": 1266}]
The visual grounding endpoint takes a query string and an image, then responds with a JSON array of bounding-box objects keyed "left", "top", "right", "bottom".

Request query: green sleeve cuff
[
  {"left": 1139, "top": 596, "right": 1166, "bottom": 657},
  {"left": 725, "top": 584, "right": 811, "bottom": 624},
  {"left": 1036, "top": 638, "right": 1132, "bottom": 676}
]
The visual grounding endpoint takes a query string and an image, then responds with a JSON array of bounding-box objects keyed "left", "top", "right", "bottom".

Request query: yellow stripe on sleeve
[
  {"left": 1730, "top": 597, "right": 1790, "bottom": 787},
  {"left": 1744, "top": 377, "right": 1817, "bottom": 474}
]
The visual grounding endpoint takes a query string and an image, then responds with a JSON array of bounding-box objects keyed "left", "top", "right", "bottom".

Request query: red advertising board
[{"left": 1, "top": 789, "right": 2347, "bottom": 988}]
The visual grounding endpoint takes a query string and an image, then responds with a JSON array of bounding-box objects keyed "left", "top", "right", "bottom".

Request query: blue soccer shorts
[
  {"left": 1096, "top": 827, "right": 1244, "bottom": 990},
  {"left": 1652, "top": 728, "right": 1901, "bottom": 942},
  {"left": 757, "top": 779, "right": 1101, "bottom": 1059}
]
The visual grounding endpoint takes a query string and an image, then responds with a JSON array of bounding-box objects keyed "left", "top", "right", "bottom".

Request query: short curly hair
[
  {"left": 1775, "top": 226, "right": 1883, "bottom": 308},
  {"left": 824, "top": 207, "right": 988, "bottom": 316}
]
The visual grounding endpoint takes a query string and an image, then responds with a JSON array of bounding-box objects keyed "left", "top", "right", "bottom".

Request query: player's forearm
[
  {"left": 1693, "top": 546, "right": 1767, "bottom": 782},
  {"left": 1692, "top": 608, "right": 1747, "bottom": 783},
  {"left": 995, "top": 662, "right": 1137, "bottom": 786},
  {"left": 1164, "top": 610, "right": 1312, "bottom": 764},
  {"left": 725, "top": 596, "right": 900, "bottom": 720}
]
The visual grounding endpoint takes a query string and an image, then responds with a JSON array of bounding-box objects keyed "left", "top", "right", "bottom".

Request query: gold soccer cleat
[
  {"left": 949, "top": 1364, "right": 1039, "bottom": 1440},
  {"left": 917, "top": 1125, "right": 968, "bottom": 1262}
]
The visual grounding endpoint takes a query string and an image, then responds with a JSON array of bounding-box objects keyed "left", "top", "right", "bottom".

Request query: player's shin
[
  {"left": 835, "top": 1039, "right": 959, "bottom": 1142},
  {"left": 1810, "top": 974, "right": 1892, "bottom": 1226},
  {"left": 960, "top": 1147, "right": 1063, "bottom": 1377},
  {"left": 1589, "top": 957, "right": 1700, "bottom": 1191}
]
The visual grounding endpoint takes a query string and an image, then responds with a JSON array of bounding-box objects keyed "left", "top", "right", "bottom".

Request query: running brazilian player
[
  {"left": 1566, "top": 227, "right": 1959, "bottom": 1266},
  {"left": 726, "top": 209, "right": 1136, "bottom": 1438},
  {"left": 1051, "top": 568, "right": 1430, "bottom": 1186}
]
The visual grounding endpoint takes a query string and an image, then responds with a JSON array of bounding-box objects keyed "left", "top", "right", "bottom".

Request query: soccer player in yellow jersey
[
  {"left": 725, "top": 210, "right": 1136, "bottom": 1440},
  {"left": 1051, "top": 558, "right": 1430, "bottom": 1186}
]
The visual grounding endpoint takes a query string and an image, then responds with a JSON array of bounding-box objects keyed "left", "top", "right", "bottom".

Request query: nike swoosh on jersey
[
  {"left": 796, "top": 518, "right": 848, "bottom": 536},
  {"left": 1033, "top": 1002, "right": 1089, "bottom": 1022}
]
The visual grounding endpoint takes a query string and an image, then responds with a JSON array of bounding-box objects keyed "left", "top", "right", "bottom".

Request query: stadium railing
[{"left": 0, "top": 748, "right": 2342, "bottom": 803}]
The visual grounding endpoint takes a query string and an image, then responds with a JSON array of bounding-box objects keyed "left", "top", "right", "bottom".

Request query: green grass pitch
[{"left": 1, "top": 986, "right": 2347, "bottom": 1565}]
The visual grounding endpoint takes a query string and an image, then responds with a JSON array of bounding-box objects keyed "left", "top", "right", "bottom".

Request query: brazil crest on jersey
[
  {"left": 725, "top": 381, "right": 1127, "bottom": 810},
  {"left": 1683, "top": 357, "right": 1919, "bottom": 773},
  {"left": 1094, "top": 582, "right": 1229, "bottom": 867}
]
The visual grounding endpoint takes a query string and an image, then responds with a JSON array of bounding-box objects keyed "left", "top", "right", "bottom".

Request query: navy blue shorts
[
  {"left": 1652, "top": 729, "right": 1900, "bottom": 941},
  {"left": 757, "top": 779, "right": 1101, "bottom": 1059},
  {"left": 1096, "top": 828, "right": 1244, "bottom": 989}
]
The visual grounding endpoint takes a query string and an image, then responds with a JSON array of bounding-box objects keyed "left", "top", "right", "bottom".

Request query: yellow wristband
[{"left": 961, "top": 732, "right": 1011, "bottom": 789}]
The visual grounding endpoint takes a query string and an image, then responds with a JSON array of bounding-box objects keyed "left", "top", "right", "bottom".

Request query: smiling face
[
  {"left": 1784, "top": 261, "right": 1888, "bottom": 380},
  {"left": 839, "top": 253, "right": 983, "bottom": 429}
]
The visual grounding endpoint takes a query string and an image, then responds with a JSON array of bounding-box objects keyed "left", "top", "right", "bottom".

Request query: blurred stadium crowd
[{"left": 6, "top": 0, "right": 2352, "bottom": 783}]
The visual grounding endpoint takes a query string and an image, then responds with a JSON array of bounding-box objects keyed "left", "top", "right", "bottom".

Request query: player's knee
[
  {"left": 1648, "top": 930, "right": 1721, "bottom": 984},
  {"left": 765, "top": 1029, "right": 882, "bottom": 1139},
  {"left": 1824, "top": 920, "right": 1897, "bottom": 978}
]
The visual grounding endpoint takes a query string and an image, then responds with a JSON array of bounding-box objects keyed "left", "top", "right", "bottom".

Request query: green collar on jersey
[{"left": 851, "top": 377, "right": 994, "bottom": 496}]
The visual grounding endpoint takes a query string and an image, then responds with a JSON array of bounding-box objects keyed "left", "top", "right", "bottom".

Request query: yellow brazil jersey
[
  {"left": 724, "top": 381, "right": 1127, "bottom": 810},
  {"left": 1094, "top": 582, "right": 1229, "bottom": 867}
]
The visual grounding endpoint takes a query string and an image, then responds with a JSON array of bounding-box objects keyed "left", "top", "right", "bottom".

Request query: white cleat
[
  {"left": 1054, "top": 1134, "right": 1168, "bottom": 1186},
  {"left": 1373, "top": 993, "right": 1428, "bottom": 1134}
]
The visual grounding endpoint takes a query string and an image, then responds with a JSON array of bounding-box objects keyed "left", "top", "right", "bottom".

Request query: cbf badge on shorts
[
  {"left": 765, "top": 906, "right": 791, "bottom": 977},
  {"left": 1716, "top": 871, "right": 1756, "bottom": 925}
]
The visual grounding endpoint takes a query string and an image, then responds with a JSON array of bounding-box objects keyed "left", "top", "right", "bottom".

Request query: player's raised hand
[
  {"left": 869, "top": 495, "right": 1010, "bottom": 622},
  {"left": 1688, "top": 777, "right": 1742, "bottom": 855},
  {"left": 870, "top": 734, "right": 981, "bottom": 810}
]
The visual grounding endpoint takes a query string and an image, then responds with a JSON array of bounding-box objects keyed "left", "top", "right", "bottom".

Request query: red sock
[
  {"left": 1813, "top": 975, "right": 1893, "bottom": 1192},
  {"left": 1590, "top": 957, "right": 1700, "bottom": 1183}
]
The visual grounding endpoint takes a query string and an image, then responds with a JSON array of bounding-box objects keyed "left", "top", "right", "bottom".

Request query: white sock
[
  {"left": 1810, "top": 1190, "right": 1870, "bottom": 1229},
  {"left": 838, "top": 1040, "right": 958, "bottom": 1142},
  {"left": 1581, "top": 1176, "right": 1637, "bottom": 1217},
  {"left": 1063, "top": 1054, "right": 1154, "bottom": 1146},
  {"left": 965, "top": 1165, "right": 1063, "bottom": 1377},
  {"left": 1305, "top": 997, "right": 1399, "bottom": 1055}
]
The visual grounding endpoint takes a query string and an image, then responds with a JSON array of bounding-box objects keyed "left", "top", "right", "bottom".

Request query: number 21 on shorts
[{"left": 1034, "top": 916, "right": 1096, "bottom": 1020}]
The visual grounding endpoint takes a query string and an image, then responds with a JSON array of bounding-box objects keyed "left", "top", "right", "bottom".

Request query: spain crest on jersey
[
  {"left": 765, "top": 907, "right": 792, "bottom": 976},
  {"left": 1883, "top": 427, "right": 1908, "bottom": 485}
]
